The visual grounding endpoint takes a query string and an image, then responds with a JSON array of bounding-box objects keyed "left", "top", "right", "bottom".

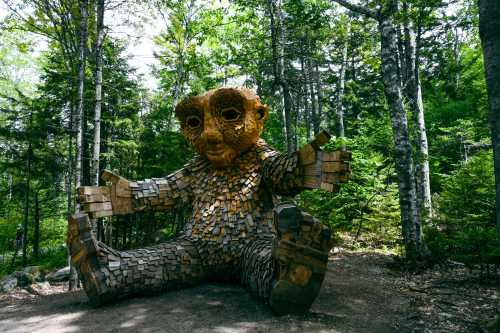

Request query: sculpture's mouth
[
  {"left": 205, "top": 143, "right": 227, "bottom": 158},
  {"left": 205, "top": 145, "right": 236, "bottom": 168},
  {"left": 206, "top": 149, "right": 225, "bottom": 157}
]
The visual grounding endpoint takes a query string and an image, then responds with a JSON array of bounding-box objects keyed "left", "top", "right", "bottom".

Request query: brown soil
[{"left": 0, "top": 249, "right": 498, "bottom": 333}]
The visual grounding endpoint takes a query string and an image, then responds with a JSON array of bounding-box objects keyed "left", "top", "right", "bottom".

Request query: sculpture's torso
[{"left": 182, "top": 140, "right": 278, "bottom": 270}]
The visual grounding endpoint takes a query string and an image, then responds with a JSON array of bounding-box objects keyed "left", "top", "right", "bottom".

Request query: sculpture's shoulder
[
  {"left": 254, "top": 139, "right": 280, "bottom": 162},
  {"left": 180, "top": 155, "right": 211, "bottom": 175}
]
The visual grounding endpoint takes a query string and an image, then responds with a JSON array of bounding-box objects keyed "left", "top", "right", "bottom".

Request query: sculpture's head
[{"left": 175, "top": 87, "right": 269, "bottom": 168}]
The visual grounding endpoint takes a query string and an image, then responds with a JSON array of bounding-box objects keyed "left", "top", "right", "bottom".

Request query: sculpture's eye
[
  {"left": 221, "top": 107, "right": 241, "bottom": 122},
  {"left": 186, "top": 115, "right": 201, "bottom": 129}
]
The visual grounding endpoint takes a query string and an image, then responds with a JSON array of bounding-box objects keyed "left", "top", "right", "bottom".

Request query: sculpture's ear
[{"left": 256, "top": 104, "right": 269, "bottom": 122}]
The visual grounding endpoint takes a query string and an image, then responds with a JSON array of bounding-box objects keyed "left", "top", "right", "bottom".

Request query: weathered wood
[{"left": 83, "top": 202, "right": 112, "bottom": 212}]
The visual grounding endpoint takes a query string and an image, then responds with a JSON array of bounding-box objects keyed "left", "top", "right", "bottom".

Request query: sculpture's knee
[{"left": 269, "top": 203, "right": 334, "bottom": 315}]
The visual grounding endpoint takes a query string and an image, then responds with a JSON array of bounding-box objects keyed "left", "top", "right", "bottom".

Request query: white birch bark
[
  {"left": 403, "top": 5, "right": 432, "bottom": 221},
  {"left": 92, "top": 0, "right": 105, "bottom": 186}
]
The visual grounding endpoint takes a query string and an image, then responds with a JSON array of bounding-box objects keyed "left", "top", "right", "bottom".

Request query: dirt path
[{"left": 0, "top": 250, "right": 497, "bottom": 333}]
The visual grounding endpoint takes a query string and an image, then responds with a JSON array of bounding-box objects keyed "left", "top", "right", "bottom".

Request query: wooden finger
[
  {"left": 311, "top": 130, "right": 331, "bottom": 149},
  {"left": 303, "top": 164, "right": 320, "bottom": 177},
  {"left": 299, "top": 144, "right": 317, "bottom": 166},
  {"left": 83, "top": 202, "right": 112, "bottom": 212},
  {"left": 78, "top": 187, "right": 111, "bottom": 203},
  {"left": 322, "top": 150, "right": 352, "bottom": 162},
  {"left": 322, "top": 151, "right": 341, "bottom": 162},
  {"left": 303, "top": 174, "right": 321, "bottom": 189},
  {"left": 323, "top": 161, "right": 351, "bottom": 173},
  {"left": 322, "top": 172, "right": 341, "bottom": 183},
  {"left": 78, "top": 186, "right": 107, "bottom": 196},
  {"left": 320, "top": 182, "right": 338, "bottom": 192},
  {"left": 114, "top": 179, "right": 132, "bottom": 198},
  {"left": 101, "top": 169, "right": 123, "bottom": 183},
  {"left": 89, "top": 210, "right": 113, "bottom": 219},
  {"left": 322, "top": 171, "right": 350, "bottom": 183}
]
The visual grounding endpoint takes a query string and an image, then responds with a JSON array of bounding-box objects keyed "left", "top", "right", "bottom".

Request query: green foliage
[
  {"left": 426, "top": 151, "right": 499, "bottom": 271},
  {"left": 298, "top": 116, "right": 401, "bottom": 250}
]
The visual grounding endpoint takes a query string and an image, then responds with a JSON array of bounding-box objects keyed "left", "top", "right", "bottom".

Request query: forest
[{"left": 0, "top": 0, "right": 499, "bottom": 331}]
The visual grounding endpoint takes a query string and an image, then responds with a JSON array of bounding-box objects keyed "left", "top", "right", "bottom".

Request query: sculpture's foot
[
  {"left": 270, "top": 204, "right": 334, "bottom": 315},
  {"left": 67, "top": 213, "right": 121, "bottom": 306}
]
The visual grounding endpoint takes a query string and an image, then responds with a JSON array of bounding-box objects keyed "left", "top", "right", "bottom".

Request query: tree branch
[{"left": 331, "top": 0, "right": 378, "bottom": 20}]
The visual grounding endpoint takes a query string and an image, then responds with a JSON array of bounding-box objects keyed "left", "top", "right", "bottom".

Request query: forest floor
[{"left": 0, "top": 248, "right": 498, "bottom": 333}]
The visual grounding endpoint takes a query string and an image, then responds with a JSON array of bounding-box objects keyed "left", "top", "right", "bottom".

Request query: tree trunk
[
  {"left": 22, "top": 126, "right": 32, "bottom": 267},
  {"left": 75, "top": 0, "right": 88, "bottom": 195},
  {"left": 397, "top": 24, "right": 406, "bottom": 88},
  {"left": 332, "top": 0, "right": 428, "bottom": 264},
  {"left": 33, "top": 191, "right": 40, "bottom": 261},
  {"left": 91, "top": 0, "right": 105, "bottom": 240},
  {"left": 403, "top": 2, "right": 432, "bottom": 221},
  {"left": 308, "top": 56, "right": 319, "bottom": 134},
  {"left": 315, "top": 63, "right": 324, "bottom": 130},
  {"left": 267, "top": 0, "right": 294, "bottom": 151},
  {"left": 478, "top": 0, "right": 500, "bottom": 244},
  {"left": 276, "top": 0, "right": 294, "bottom": 151},
  {"left": 300, "top": 49, "right": 312, "bottom": 140},
  {"left": 92, "top": 0, "right": 105, "bottom": 186},
  {"left": 379, "top": 7, "right": 425, "bottom": 263},
  {"left": 70, "top": 0, "right": 89, "bottom": 291},
  {"left": 453, "top": 26, "right": 460, "bottom": 95},
  {"left": 337, "top": 23, "right": 349, "bottom": 140},
  {"left": 66, "top": 133, "right": 73, "bottom": 216}
]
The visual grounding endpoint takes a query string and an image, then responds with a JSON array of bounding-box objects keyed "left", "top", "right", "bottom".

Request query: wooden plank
[
  {"left": 115, "top": 180, "right": 131, "bottom": 197},
  {"left": 83, "top": 201, "right": 112, "bottom": 212},
  {"left": 322, "top": 161, "right": 343, "bottom": 173},
  {"left": 322, "top": 151, "right": 341, "bottom": 161},
  {"left": 78, "top": 186, "right": 104, "bottom": 195},
  {"left": 321, "top": 173, "right": 340, "bottom": 183},
  {"left": 299, "top": 144, "right": 316, "bottom": 166},
  {"left": 320, "top": 182, "right": 336, "bottom": 192},
  {"left": 79, "top": 193, "right": 109, "bottom": 203},
  {"left": 90, "top": 210, "right": 113, "bottom": 218}
]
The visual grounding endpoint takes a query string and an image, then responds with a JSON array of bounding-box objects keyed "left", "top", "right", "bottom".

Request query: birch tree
[
  {"left": 332, "top": 0, "right": 427, "bottom": 263},
  {"left": 91, "top": 0, "right": 105, "bottom": 186},
  {"left": 267, "top": 0, "right": 295, "bottom": 152},
  {"left": 403, "top": 1, "right": 432, "bottom": 221},
  {"left": 69, "top": 0, "right": 89, "bottom": 291},
  {"left": 336, "top": 18, "right": 350, "bottom": 141}
]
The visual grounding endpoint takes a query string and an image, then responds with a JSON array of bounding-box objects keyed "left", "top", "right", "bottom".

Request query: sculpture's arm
[
  {"left": 261, "top": 131, "right": 351, "bottom": 195},
  {"left": 78, "top": 168, "right": 194, "bottom": 219}
]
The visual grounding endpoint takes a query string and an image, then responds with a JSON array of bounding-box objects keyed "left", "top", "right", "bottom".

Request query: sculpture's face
[{"left": 176, "top": 88, "right": 269, "bottom": 168}]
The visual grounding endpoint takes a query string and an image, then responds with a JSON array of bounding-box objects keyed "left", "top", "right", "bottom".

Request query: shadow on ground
[{"left": 0, "top": 251, "right": 411, "bottom": 333}]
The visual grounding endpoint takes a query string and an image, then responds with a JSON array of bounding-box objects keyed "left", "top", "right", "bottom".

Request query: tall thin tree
[
  {"left": 70, "top": 0, "right": 89, "bottom": 291},
  {"left": 403, "top": 1, "right": 432, "bottom": 221},
  {"left": 478, "top": 0, "right": 500, "bottom": 244},
  {"left": 332, "top": 0, "right": 427, "bottom": 263},
  {"left": 92, "top": 0, "right": 105, "bottom": 187}
]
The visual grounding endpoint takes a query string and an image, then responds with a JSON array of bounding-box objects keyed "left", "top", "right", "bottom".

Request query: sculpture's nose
[{"left": 203, "top": 112, "right": 223, "bottom": 144}]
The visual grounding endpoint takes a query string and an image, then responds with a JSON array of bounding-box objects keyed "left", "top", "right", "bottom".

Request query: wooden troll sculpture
[{"left": 68, "top": 87, "right": 351, "bottom": 315}]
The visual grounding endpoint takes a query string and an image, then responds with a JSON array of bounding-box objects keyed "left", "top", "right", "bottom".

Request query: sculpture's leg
[
  {"left": 240, "top": 237, "right": 275, "bottom": 300},
  {"left": 67, "top": 213, "right": 204, "bottom": 306},
  {"left": 240, "top": 204, "right": 334, "bottom": 315}
]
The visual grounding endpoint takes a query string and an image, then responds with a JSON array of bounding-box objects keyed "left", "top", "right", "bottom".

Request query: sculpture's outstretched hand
[
  {"left": 298, "top": 130, "right": 352, "bottom": 192},
  {"left": 78, "top": 170, "right": 133, "bottom": 218}
]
